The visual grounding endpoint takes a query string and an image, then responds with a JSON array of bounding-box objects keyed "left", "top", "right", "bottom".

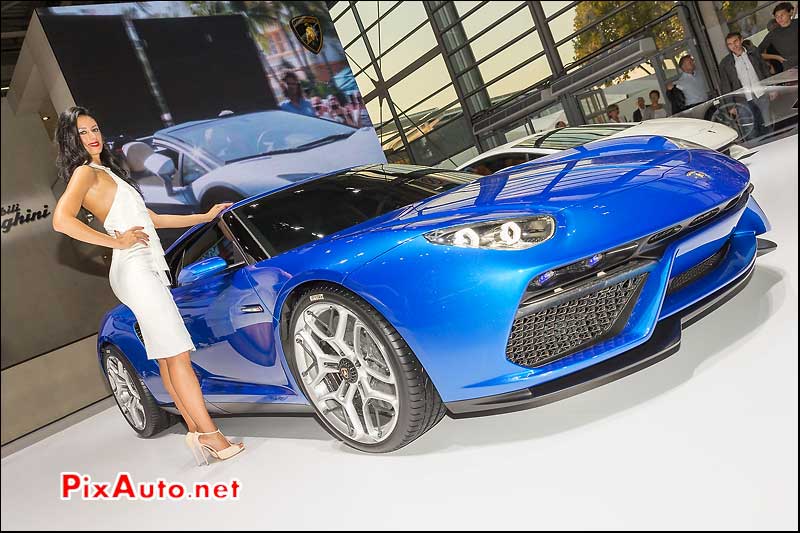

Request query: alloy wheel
[
  {"left": 106, "top": 354, "right": 146, "bottom": 431},
  {"left": 292, "top": 302, "right": 399, "bottom": 444}
]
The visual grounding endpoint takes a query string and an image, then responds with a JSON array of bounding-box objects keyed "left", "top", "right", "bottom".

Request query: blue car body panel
[{"left": 96, "top": 136, "right": 771, "bottom": 410}]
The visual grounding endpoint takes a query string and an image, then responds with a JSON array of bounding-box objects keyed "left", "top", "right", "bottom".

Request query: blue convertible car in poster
[{"left": 98, "top": 135, "right": 775, "bottom": 453}]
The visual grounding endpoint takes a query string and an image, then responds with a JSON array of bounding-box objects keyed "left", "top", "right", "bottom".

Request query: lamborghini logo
[
  {"left": 291, "top": 16, "right": 323, "bottom": 54},
  {"left": 686, "top": 170, "right": 710, "bottom": 180}
]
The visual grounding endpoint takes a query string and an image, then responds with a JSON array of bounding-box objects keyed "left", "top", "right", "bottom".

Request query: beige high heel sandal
[{"left": 189, "top": 429, "right": 244, "bottom": 466}]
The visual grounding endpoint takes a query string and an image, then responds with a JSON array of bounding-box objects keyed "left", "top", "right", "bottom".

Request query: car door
[{"left": 169, "top": 221, "right": 292, "bottom": 403}]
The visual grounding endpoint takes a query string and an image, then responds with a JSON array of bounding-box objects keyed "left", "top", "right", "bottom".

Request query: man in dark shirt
[{"left": 759, "top": 2, "right": 798, "bottom": 69}]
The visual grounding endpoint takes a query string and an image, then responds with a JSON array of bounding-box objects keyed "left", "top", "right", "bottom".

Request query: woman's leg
[
  {"left": 157, "top": 359, "right": 197, "bottom": 433},
  {"left": 164, "top": 351, "right": 243, "bottom": 451}
]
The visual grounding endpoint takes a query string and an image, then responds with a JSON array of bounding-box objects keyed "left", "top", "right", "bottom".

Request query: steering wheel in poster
[{"left": 256, "top": 130, "right": 279, "bottom": 154}]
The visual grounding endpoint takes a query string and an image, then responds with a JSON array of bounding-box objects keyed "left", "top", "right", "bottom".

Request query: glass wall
[
  {"left": 545, "top": 1, "right": 685, "bottom": 71},
  {"left": 331, "top": 1, "right": 715, "bottom": 166},
  {"left": 715, "top": 1, "right": 782, "bottom": 41}
]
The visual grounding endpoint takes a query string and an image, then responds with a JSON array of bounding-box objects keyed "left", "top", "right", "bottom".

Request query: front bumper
[{"left": 446, "top": 238, "right": 774, "bottom": 417}]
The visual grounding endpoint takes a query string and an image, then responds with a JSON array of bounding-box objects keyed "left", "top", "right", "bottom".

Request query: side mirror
[
  {"left": 177, "top": 256, "right": 227, "bottom": 285},
  {"left": 143, "top": 153, "right": 176, "bottom": 183}
]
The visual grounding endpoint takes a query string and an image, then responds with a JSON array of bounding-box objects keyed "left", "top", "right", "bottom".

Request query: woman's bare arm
[
  {"left": 51, "top": 165, "right": 126, "bottom": 249},
  {"left": 148, "top": 209, "right": 211, "bottom": 229}
]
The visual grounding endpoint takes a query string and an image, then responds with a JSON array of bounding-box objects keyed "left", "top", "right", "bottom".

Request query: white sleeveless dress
[{"left": 90, "top": 162, "right": 196, "bottom": 360}]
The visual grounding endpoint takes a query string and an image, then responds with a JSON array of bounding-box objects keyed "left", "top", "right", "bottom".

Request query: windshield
[
  {"left": 166, "top": 110, "right": 356, "bottom": 163},
  {"left": 516, "top": 124, "right": 630, "bottom": 150},
  {"left": 235, "top": 165, "right": 478, "bottom": 257}
]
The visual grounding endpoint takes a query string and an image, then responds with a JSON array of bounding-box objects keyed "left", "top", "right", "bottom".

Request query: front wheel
[{"left": 285, "top": 284, "right": 446, "bottom": 453}]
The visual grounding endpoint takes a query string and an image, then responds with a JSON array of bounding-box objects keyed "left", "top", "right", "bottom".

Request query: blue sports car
[{"left": 97, "top": 135, "right": 775, "bottom": 453}]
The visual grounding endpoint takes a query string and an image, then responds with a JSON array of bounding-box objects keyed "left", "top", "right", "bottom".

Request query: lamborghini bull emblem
[
  {"left": 686, "top": 170, "right": 710, "bottom": 180},
  {"left": 291, "top": 15, "right": 323, "bottom": 54}
]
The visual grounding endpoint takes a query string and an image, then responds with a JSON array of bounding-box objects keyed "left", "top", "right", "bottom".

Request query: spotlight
[
  {"left": 536, "top": 270, "right": 555, "bottom": 285},
  {"left": 585, "top": 253, "right": 603, "bottom": 267}
]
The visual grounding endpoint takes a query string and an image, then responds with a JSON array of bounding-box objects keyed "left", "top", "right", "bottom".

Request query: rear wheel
[
  {"left": 285, "top": 284, "right": 446, "bottom": 453},
  {"left": 101, "top": 345, "right": 176, "bottom": 437}
]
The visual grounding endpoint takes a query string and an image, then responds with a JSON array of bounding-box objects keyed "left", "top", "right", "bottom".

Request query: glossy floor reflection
[{"left": 2, "top": 136, "right": 797, "bottom": 530}]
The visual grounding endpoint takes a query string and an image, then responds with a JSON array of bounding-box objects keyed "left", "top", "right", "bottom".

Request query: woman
[
  {"left": 51, "top": 106, "right": 244, "bottom": 466},
  {"left": 644, "top": 89, "right": 668, "bottom": 120}
]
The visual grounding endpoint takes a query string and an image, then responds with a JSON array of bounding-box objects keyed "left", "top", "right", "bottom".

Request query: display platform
[{"left": 2, "top": 135, "right": 797, "bottom": 530}]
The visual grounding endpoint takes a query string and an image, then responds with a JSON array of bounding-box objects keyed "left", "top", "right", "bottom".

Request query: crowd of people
[
  {"left": 277, "top": 70, "right": 370, "bottom": 128},
  {"left": 606, "top": 1, "right": 796, "bottom": 132}
]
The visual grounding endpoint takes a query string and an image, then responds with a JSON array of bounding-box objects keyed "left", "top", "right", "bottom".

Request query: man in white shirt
[
  {"left": 669, "top": 55, "right": 710, "bottom": 108},
  {"left": 718, "top": 31, "right": 772, "bottom": 136}
]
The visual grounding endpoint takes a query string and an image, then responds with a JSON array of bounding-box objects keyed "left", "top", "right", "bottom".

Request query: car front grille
[
  {"left": 506, "top": 274, "right": 647, "bottom": 368},
  {"left": 133, "top": 322, "right": 144, "bottom": 344},
  {"left": 667, "top": 242, "right": 729, "bottom": 295}
]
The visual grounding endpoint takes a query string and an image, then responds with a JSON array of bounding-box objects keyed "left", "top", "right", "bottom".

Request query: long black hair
[{"left": 55, "top": 106, "right": 144, "bottom": 199}]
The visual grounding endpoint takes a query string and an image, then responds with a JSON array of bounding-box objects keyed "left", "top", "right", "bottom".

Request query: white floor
[{"left": 2, "top": 136, "right": 797, "bottom": 531}]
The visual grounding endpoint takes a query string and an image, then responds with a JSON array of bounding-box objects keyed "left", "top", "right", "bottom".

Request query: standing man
[
  {"left": 632, "top": 97, "right": 646, "bottom": 122},
  {"left": 668, "top": 55, "right": 711, "bottom": 110},
  {"left": 759, "top": 2, "right": 798, "bottom": 70},
  {"left": 718, "top": 31, "right": 773, "bottom": 135},
  {"left": 278, "top": 71, "right": 315, "bottom": 117}
]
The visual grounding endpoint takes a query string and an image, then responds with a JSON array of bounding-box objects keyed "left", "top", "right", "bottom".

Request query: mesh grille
[
  {"left": 506, "top": 275, "right": 646, "bottom": 368},
  {"left": 133, "top": 322, "right": 144, "bottom": 344},
  {"left": 667, "top": 243, "right": 728, "bottom": 294}
]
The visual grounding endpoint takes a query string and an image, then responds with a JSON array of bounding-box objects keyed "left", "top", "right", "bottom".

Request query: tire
[
  {"left": 284, "top": 283, "right": 446, "bottom": 453},
  {"left": 199, "top": 189, "right": 244, "bottom": 212},
  {"left": 101, "top": 345, "right": 177, "bottom": 438}
]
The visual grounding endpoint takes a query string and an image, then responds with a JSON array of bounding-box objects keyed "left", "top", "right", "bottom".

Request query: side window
[
  {"left": 464, "top": 153, "right": 531, "bottom": 176},
  {"left": 181, "top": 154, "right": 205, "bottom": 185},
  {"left": 178, "top": 223, "right": 246, "bottom": 286}
]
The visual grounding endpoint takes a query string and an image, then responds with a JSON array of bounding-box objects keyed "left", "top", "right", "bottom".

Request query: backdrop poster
[
  {"left": 38, "top": 1, "right": 384, "bottom": 222},
  {"left": 1, "top": 1, "right": 383, "bottom": 368}
]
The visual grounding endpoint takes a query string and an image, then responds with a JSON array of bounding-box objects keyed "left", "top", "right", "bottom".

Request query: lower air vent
[
  {"left": 133, "top": 322, "right": 144, "bottom": 344},
  {"left": 506, "top": 274, "right": 647, "bottom": 368},
  {"left": 667, "top": 242, "right": 729, "bottom": 294}
]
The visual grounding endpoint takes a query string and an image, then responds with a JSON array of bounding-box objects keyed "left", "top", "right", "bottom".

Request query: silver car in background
[
  {"left": 457, "top": 118, "right": 741, "bottom": 176},
  {"left": 673, "top": 67, "right": 798, "bottom": 142},
  {"left": 122, "top": 109, "right": 386, "bottom": 213}
]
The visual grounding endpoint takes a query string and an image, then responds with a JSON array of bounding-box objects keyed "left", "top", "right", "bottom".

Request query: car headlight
[{"left": 424, "top": 216, "right": 555, "bottom": 250}]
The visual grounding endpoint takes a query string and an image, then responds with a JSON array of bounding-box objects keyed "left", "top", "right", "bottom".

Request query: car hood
[
  {"left": 608, "top": 117, "right": 737, "bottom": 150},
  {"left": 338, "top": 136, "right": 749, "bottom": 248}
]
